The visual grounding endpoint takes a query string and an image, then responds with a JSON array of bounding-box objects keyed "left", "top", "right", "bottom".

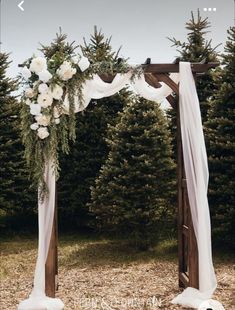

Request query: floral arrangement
[
  {"left": 20, "top": 33, "right": 142, "bottom": 198},
  {"left": 21, "top": 55, "right": 89, "bottom": 140}
]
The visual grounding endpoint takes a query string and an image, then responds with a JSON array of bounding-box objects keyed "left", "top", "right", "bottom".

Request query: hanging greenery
[{"left": 20, "top": 32, "right": 142, "bottom": 199}]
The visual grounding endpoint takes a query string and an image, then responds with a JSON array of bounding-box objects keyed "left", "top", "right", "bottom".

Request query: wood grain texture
[{"left": 45, "top": 189, "right": 58, "bottom": 297}]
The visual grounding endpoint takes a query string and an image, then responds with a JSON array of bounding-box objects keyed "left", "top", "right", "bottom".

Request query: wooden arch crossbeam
[
  {"left": 44, "top": 60, "right": 219, "bottom": 297},
  {"left": 99, "top": 61, "right": 218, "bottom": 108}
]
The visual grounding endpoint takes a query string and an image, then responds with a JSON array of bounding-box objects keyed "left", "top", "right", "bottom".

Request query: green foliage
[
  {"left": 20, "top": 30, "right": 140, "bottom": 200},
  {"left": 89, "top": 98, "right": 176, "bottom": 250},
  {"left": 168, "top": 10, "right": 219, "bottom": 123},
  {"left": 81, "top": 26, "right": 142, "bottom": 77},
  {"left": 166, "top": 10, "right": 219, "bottom": 213},
  {"left": 58, "top": 94, "right": 130, "bottom": 228},
  {"left": 205, "top": 27, "right": 235, "bottom": 247},
  {"left": 81, "top": 26, "right": 120, "bottom": 63},
  {"left": 40, "top": 31, "right": 78, "bottom": 60},
  {"left": 57, "top": 28, "right": 132, "bottom": 228},
  {"left": 0, "top": 53, "right": 37, "bottom": 215},
  {"left": 21, "top": 32, "right": 82, "bottom": 198},
  {"left": 166, "top": 11, "right": 220, "bottom": 211},
  {"left": 58, "top": 27, "right": 130, "bottom": 228}
]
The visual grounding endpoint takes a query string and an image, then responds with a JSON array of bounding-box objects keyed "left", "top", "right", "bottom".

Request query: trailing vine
[{"left": 20, "top": 32, "right": 143, "bottom": 199}]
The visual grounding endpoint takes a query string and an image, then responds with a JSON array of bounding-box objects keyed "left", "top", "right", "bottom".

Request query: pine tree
[
  {"left": 0, "top": 53, "right": 37, "bottom": 219},
  {"left": 81, "top": 26, "right": 120, "bottom": 63},
  {"left": 57, "top": 28, "right": 131, "bottom": 229},
  {"left": 205, "top": 27, "right": 235, "bottom": 246},
  {"left": 168, "top": 10, "right": 219, "bottom": 123},
  {"left": 166, "top": 10, "right": 219, "bottom": 211},
  {"left": 89, "top": 98, "right": 175, "bottom": 250}
]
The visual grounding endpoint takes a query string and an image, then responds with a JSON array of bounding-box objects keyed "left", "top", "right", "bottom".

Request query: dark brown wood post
[
  {"left": 176, "top": 96, "right": 185, "bottom": 288},
  {"left": 188, "top": 73, "right": 199, "bottom": 288},
  {"left": 45, "top": 186, "right": 58, "bottom": 297},
  {"left": 55, "top": 187, "right": 59, "bottom": 291},
  {"left": 188, "top": 208, "right": 199, "bottom": 288},
  {"left": 177, "top": 90, "right": 199, "bottom": 289}
]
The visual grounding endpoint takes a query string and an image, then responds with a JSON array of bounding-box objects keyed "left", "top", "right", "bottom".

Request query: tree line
[{"left": 0, "top": 12, "right": 234, "bottom": 250}]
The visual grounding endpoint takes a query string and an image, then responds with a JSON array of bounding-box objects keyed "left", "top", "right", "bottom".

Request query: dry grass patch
[{"left": 0, "top": 235, "right": 234, "bottom": 309}]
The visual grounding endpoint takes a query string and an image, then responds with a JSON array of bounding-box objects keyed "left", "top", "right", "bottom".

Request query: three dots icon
[{"left": 203, "top": 8, "right": 217, "bottom": 12}]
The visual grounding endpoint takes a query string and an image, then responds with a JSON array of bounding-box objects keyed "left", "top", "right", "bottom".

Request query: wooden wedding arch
[{"left": 42, "top": 60, "right": 219, "bottom": 297}]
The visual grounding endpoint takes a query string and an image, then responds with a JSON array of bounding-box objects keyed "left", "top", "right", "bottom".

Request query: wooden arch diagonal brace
[
  {"left": 153, "top": 73, "right": 179, "bottom": 96},
  {"left": 144, "top": 73, "right": 162, "bottom": 88}
]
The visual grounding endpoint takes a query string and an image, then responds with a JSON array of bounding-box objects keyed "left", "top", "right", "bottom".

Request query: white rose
[
  {"left": 50, "top": 84, "right": 63, "bottom": 100},
  {"left": 37, "top": 92, "right": 53, "bottom": 108},
  {"left": 53, "top": 106, "right": 61, "bottom": 118},
  {"left": 25, "top": 98, "right": 31, "bottom": 106},
  {"left": 78, "top": 56, "right": 90, "bottom": 72},
  {"left": 38, "top": 83, "right": 49, "bottom": 94},
  {"left": 37, "top": 127, "right": 49, "bottom": 139},
  {"left": 55, "top": 118, "right": 60, "bottom": 125},
  {"left": 25, "top": 88, "right": 34, "bottom": 98},
  {"left": 30, "top": 57, "right": 47, "bottom": 74},
  {"left": 30, "top": 104, "right": 41, "bottom": 116},
  {"left": 21, "top": 66, "right": 32, "bottom": 80},
  {"left": 38, "top": 70, "right": 52, "bottom": 83},
  {"left": 71, "top": 55, "right": 80, "bottom": 64},
  {"left": 57, "top": 61, "right": 76, "bottom": 81},
  {"left": 30, "top": 123, "right": 39, "bottom": 130},
  {"left": 35, "top": 114, "right": 51, "bottom": 126}
]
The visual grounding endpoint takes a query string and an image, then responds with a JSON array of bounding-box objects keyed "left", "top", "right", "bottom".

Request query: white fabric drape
[
  {"left": 132, "top": 72, "right": 179, "bottom": 102},
  {"left": 18, "top": 62, "right": 221, "bottom": 310},
  {"left": 63, "top": 72, "right": 179, "bottom": 114},
  {"left": 63, "top": 73, "right": 131, "bottom": 114},
  {"left": 18, "top": 160, "right": 64, "bottom": 310},
  {"left": 171, "top": 62, "right": 217, "bottom": 308}
]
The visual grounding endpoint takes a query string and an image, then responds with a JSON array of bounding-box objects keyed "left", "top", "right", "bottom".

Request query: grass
[
  {"left": 0, "top": 233, "right": 178, "bottom": 279},
  {"left": 1, "top": 234, "right": 234, "bottom": 310},
  {"left": 59, "top": 236, "right": 178, "bottom": 268},
  {"left": 1, "top": 232, "right": 234, "bottom": 280}
]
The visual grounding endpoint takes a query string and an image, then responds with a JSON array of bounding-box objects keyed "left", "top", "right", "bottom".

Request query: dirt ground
[{"left": 0, "top": 237, "right": 234, "bottom": 310}]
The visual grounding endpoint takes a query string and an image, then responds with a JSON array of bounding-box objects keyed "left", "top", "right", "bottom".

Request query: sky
[{"left": 0, "top": 0, "right": 234, "bottom": 78}]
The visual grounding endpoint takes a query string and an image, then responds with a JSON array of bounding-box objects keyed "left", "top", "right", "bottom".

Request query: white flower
[
  {"left": 38, "top": 70, "right": 52, "bottom": 83},
  {"left": 37, "top": 127, "right": 49, "bottom": 139},
  {"left": 25, "top": 88, "right": 34, "bottom": 98},
  {"left": 55, "top": 118, "right": 60, "bottom": 125},
  {"left": 35, "top": 114, "right": 51, "bottom": 126},
  {"left": 21, "top": 66, "right": 31, "bottom": 80},
  {"left": 50, "top": 84, "right": 63, "bottom": 100},
  {"left": 38, "top": 83, "right": 49, "bottom": 94},
  {"left": 37, "top": 92, "right": 53, "bottom": 108},
  {"left": 71, "top": 55, "right": 80, "bottom": 64},
  {"left": 30, "top": 104, "right": 41, "bottom": 116},
  {"left": 78, "top": 56, "right": 90, "bottom": 72},
  {"left": 30, "top": 57, "right": 47, "bottom": 74},
  {"left": 25, "top": 98, "right": 31, "bottom": 106},
  {"left": 57, "top": 61, "right": 76, "bottom": 81},
  {"left": 30, "top": 123, "right": 39, "bottom": 130},
  {"left": 53, "top": 106, "right": 61, "bottom": 118}
]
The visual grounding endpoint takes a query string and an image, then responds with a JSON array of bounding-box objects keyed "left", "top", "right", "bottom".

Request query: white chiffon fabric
[
  {"left": 63, "top": 72, "right": 132, "bottom": 114},
  {"left": 18, "top": 160, "right": 64, "bottom": 310},
  {"left": 170, "top": 63, "right": 217, "bottom": 308},
  {"left": 18, "top": 62, "right": 221, "bottom": 310}
]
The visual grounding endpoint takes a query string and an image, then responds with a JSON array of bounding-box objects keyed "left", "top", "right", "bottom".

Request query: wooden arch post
[
  {"left": 45, "top": 186, "right": 58, "bottom": 297},
  {"left": 45, "top": 61, "right": 219, "bottom": 297}
]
